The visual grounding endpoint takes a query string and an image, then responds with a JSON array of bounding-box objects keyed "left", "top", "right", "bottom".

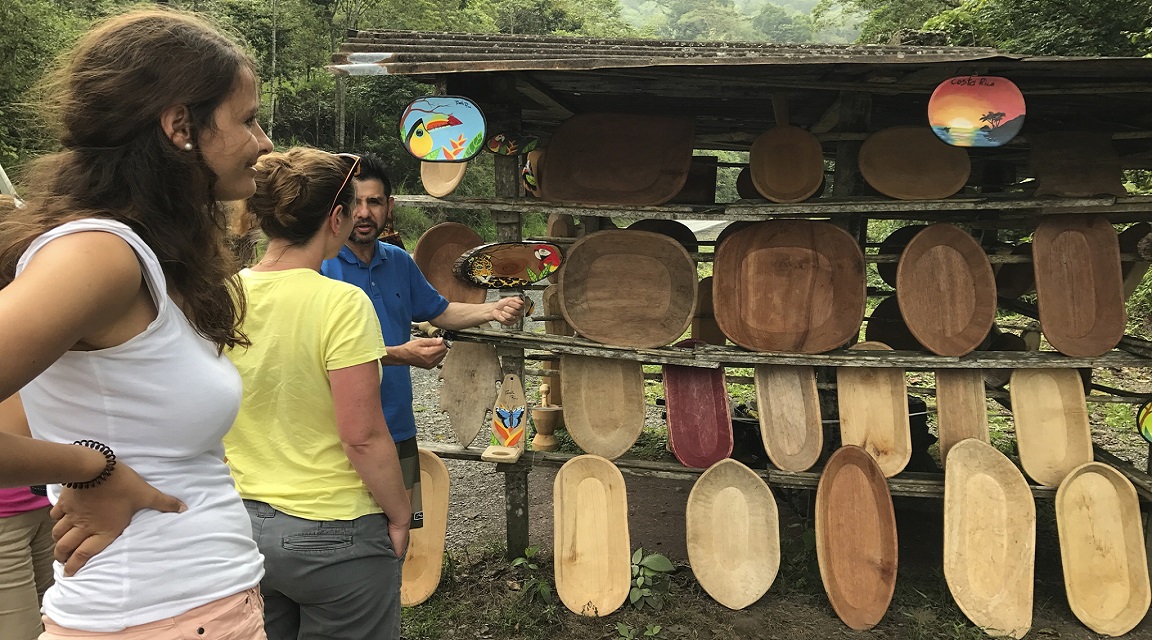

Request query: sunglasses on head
[{"left": 327, "top": 152, "right": 362, "bottom": 215}]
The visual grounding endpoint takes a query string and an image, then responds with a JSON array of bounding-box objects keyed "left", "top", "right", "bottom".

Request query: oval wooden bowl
[
  {"left": 1056, "top": 462, "right": 1151, "bottom": 636},
  {"left": 559, "top": 230, "right": 697, "bottom": 349},
  {"left": 420, "top": 160, "right": 468, "bottom": 198},
  {"left": 934, "top": 370, "right": 989, "bottom": 468},
  {"left": 627, "top": 219, "right": 699, "bottom": 253},
  {"left": 876, "top": 224, "right": 927, "bottom": 288},
  {"left": 437, "top": 341, "right": 501, "bottom": 447},
  {"left": 1009, "top": 369, "right": 1093, "bottom": 487},
  {"left": 995, "top": 242, "right": 1035, "bottom": 300},
  {"left": 413, "top": 222, "right": 487, "bottom": 304},
  {"left": 713, "top": 221, "right": 866, "bottom": 354},
  {"left": 897, "top": 223, "right": 996, "bottom": 357},
  {"left": 755, "top": 364, "right": 823, "bottom": 472},
  {"left": 401, "top": 449, "right": 451, "bottom": 607},
  {"left": 859, "top": 126, "right": 971, "bottom": 200},
  {"left": 1034, "top": 215, "right": 1125, "bottom": 357},
  {"left": 943, "top": 439, "right": 1034, "bottom": 639},
  {"left": 554, "top": 454, "right": 631, "bottom": 617},
  {"left": 748, "top": 126, "right": 825, "bottom": 203},
  {"left": 686, "top": 459, "right": 780, "bottom": 610},
  {"left": 864, "top": 295, "right": 923, "bottom": 352},
  {"left": 560, "top": 355, "right": 645, "bottom": 460},
  {"left": 691, "top": 276, "right": 727, "bottom": 346},
  {"left": 816, "top": 445, "right": 898, "bottom": 631},
  {"left": 836, "top": 342, "right": 912, "bottom": 477},
  {"left": 663, "top": 344, "right": 734, "bottom": 469},
  {"left": 539, "top": 113, "right": 694, "bottom": 206}
]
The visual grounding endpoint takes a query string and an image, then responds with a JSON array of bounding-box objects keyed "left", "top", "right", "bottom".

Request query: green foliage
[
  {"left": 814, "top": 0, "right": 957, "bottom": 44},
  {"left": 754, "top": 3, "right": 816, "bottom": 42},
  {"left": 628, "top": 547, "right": 675, "bottom": 610},
  {"left": 616, "top": 622, "right": 663, "bottom": 638},
  {"left": 511, "top": 545, "right": 554, "bottom": 605}
]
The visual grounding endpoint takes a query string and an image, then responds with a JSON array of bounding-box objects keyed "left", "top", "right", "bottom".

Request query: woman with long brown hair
[{"left": 0, "top": 7, "right": 273, "bottom": 639}]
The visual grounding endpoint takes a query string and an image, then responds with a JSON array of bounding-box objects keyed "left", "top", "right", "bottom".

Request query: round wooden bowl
[
  {"left": 686, "top": 459, "right": 780, "bottom": 610},
  {"left": 412, "top": 222, "right": 487, "bottom": 304},
  {"left": 560, "top": 355, "right": 645, "bottom": 460},
  {"left": 713, "top": 220, "right": 865, "bottom": 354},
  {"left": 1009, "top": 368, "right": 1093, "bottom": 487},
  {"left": 897, "top": 223, "right": 996, "bottom": 357},
  {"left": 864, "top": 295, "right": 923, "bottom": 352},
  {"left": 554, "top": 454, "right": 631, "bottom": 617},
  {"left": 748, "top": 126, "right": 825, "bottom": 203},
  {"left": 835, "top": 341, "right": 912, "bottom": 478},
  {"left": 943, "top": 439, "right": 1034, "bottom": 639},
  {"left": 755, "top": 364, "right": 822, "bottom": 472},
  {"left": 876, "top": 224, "right": 926, "bottom": 288},
  {"left": 1056, "top": 462, "right": 1151, "bottom": 636},
  {"left": 1034, "top": 215, "right": 1125, "bottom": 357},
  {"left": 401, "top": 449, "right": 451, "bottom": 607},
  {"left": 816, "top": 445, "right": 898, "bottom": 631},
  {"left": 559, "top": 230, "right": 697, "bottom": 349},
  {"left": 859, "top": 126, "right": 971, "bottom": 200},
  {"left": 627, "top": 218, "right": 699, "bottom": 253},
  {"left": 420, "top": 160, "right": 468, "bottom": 198}
]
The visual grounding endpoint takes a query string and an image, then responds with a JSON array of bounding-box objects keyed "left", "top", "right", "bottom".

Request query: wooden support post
[
  {"left": 504, "top": 466, "right": 530, "bottom": 559},
  {"left": 832, "top": 91, "right": 871, "bottom": 240}
]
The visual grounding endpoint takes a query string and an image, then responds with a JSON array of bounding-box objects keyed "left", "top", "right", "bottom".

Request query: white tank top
[{"left": 15, "top": 219, "right": 264, "bottom": 632}]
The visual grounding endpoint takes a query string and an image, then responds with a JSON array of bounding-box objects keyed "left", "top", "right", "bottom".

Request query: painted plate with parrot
[
  {"left": 399, "top": 96, "right": 486, "bottom": 162},
  {"left": 452, "top": 242, "right": 563, "bottom": 288}
]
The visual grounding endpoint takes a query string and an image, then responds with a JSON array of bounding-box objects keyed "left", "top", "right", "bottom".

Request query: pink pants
[{"left": 39, "top": 587, "right": 265, "bottom": 640}]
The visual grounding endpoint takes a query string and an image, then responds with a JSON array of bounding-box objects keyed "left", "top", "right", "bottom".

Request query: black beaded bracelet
[{"left": 63, "top": 440, "right": 117, "bottom": 490}]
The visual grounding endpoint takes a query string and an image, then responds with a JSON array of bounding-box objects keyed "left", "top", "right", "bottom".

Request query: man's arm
[{"left": 430, "top": 298, "right": 525, "bottom": 331}]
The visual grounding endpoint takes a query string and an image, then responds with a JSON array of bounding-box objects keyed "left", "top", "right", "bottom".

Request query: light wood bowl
[
  {"left": 401, "top": 449, "right": 451, "bottom": 607},
  {"left": 755, "top": 364, "right": 822, "bottom": 472},
  {"left": 420, "top": 160, "right": 468, "bottom": 198},
  {"left": 836, "top": 342, "right": 912, "bottom": 477},
  {"left": 748, "top": 126, "right": 825, "bottom": 203},
  {"left": 560, "top": 355, "right": 645, "bottom": 460},
  {"left": 1009, "top": 368, "right": 1093, "bottom": 487},
  {"left": 934, "top": 370, "right": 989, "bottom": 468}
]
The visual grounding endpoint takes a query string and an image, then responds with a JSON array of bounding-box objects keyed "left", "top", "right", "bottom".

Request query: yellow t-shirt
[{"left": 225, "top": 268, "right": 387, "bottom": 520}]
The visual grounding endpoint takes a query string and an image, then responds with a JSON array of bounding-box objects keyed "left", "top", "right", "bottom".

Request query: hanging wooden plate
[
  {"left": 995, "top": 242, "right": 1035, "bottom": 300},
  {"left": 413, "top": 222, "right": 486, "bottom": 304},
  {"left": 559, "top": 230, "right": 696, "bottom": 349},
  {"left": 929, "top": 76, "right": 1026, "bottom": 148},
  {"left": 400, "top": 96, "right": 486, "bottom": 162},
  {"left": 755, "top": 364, "right": 822, "bottom": 472},
  {"left": 686, "top": 459, "right": 780, "bottom": 610},
  {"left": 437, "top": 341, "right": 501, "bottom": 447},
  {"left": 859, "top": 126, "right": 971, "bottom": 200},
  {"left": 560, "top": 355, "right": 645, "bottom": 460},
  {"left": 554, "top": 454, "right": 631, "bottom": 617},
  {"left": 1119, "top": 222, "right": 1150, "bottom": 299},
  {"left": 538, "top": 113, "right": 694, "bottom": 206},
  {"left": 626, "top": 219, "right": 699, "bottom": 253},
  {"left": 836, "top": 342, "right": 911, "bottom": 477},
  {"left": 401, "top": 449, "right": 451, "bottom": 607},
  {"left": 1034, "top": 215, "right": 1125, "bottom": 357},
  {"left": 897, "top": 223, "right": 996, "bottom": 357},
  {"left": 454, "top": 241, "right": 563, "bottom": 288},
  {"left": 943, "top": 439, "right": 1034, "bottom": 639},
  {"left": 420, "top": 160, "right": 468, "bottom": 198},
  {"left": 934, "top": 370, "right": 989, "bottom": 468},
  {"left": 523, "top": 149, "right": 544, "bottom": 196},
  {"left": 748, "top": 126, "right": 824, "bottom": 203},
  {"left": 816, "top": 445, "right": 898, "bottom": 631},
  {"left": 1009, "top": 369, "right": 1093, "bottom": 487},
  {"left": 876, "top": 224, "right": 927, "bottom": 288},
  {"left": 864, "top": 296, "right": 923, "bottom": 352},
  {"left": 691, "top": 276, "right": 726, "bottom": 345},
  {"left": 1056, "top": 462, "right": 1151, "bottom": 636},
  {"left": 713, "top": 221, "right": 866, "bottom": 354},
  {"left": 663, "top": 340, "right": 733, "bottom": 468},
  {"left": 481, "top": 374, "right": 529, "bottom": 463},
  {"left": 485, "top": 132, "right": 539, "bottom": 156}
]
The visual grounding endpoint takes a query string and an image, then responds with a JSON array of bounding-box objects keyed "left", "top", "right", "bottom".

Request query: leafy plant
[
  {"left": 510, "top": 545, "right": 553, "bottom": 605},
  {"left": 628, "top": 547, "right": 675, "bottom": 610},
  {"left": 616, "top": 622, "right": 663, "bottom": 638}
]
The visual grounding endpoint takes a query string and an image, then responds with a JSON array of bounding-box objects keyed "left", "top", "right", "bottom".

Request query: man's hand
[
  {"left": 383, "top": 338, "right": 448, "bottom": 369},
  {"left": 490, "top": 296, "right": 526, "bottom": 326},
  {"left": 50, "top": 462, "right": 186, "bottom": 576},
  {"left": 388, "top": 519, "right": 410, "bottom": 559}
]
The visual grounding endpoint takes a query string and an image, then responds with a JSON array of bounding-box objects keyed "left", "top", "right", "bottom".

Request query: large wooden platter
[
  {"left": 1033, "top": 215, "right": 1125, "bottom": 357},
  {"left": 401, "top": 449, "right": 451, "bottom": 607},
  {"left": 554, "top": 455, "right": 631, "bottom": 617},
  {"left": 1056, "top": 462, "right": 1151, "bottom": 636},
  {"left": 559, "top": 230, "right": 697, "bottom": 349},
  {"left": 943, "top": 439, "right": 1034, "bottom": 639},
  {"left": 748, "top": 126, "right": 824, "bottom": 203},
  {"left": 816, "top": 445, "right": 898, "bottom": 631},
  {"left": 754, "top": 365, "right": 822, "bottom": 472},
  {"left": 413, "top": 222, "right": 486, "bottom": 304},
  {"left": 560, "top": 355, "right": 645, "bottom": 460},
  {"left": 539, "top": 113, "right": 694, "bottom": 206},
  {"left": 1009, "top": 369, "right": 1093, "bottom": 487},
  {"left": 437, "top": 341, "right": 501, "bottom": 447},
  {"left": 663, "top": 344, "right": 733, "bottom": 469},
  {"left": 686, "top": 459, "right": 780, "bottom": 610},
  {"left": 713, "top": 220, "right": 866, "bottom": 354},
  {"left": 859, "top": 126, "right": 971, "bottom": 200},
  {"left": 934, "top": 369, "right": 989, "bottom": 468},
  {"left": 836, "top": 342, "right": 912, "bottom": 477},
  {"left": 897, "top": 224, "right": 996, "bottom": 357}
]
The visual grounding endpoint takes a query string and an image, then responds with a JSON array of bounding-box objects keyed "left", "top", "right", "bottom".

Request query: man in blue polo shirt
[{"left": 321, "top": 153, "right": 525, "bottom": 528}]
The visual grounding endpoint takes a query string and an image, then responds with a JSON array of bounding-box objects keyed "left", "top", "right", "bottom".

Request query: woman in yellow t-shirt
[{"left": 225, "top": 148, "right": 410, "bottom": 640}]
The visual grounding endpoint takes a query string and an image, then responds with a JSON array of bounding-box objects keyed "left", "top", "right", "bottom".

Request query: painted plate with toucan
[
  {"left": 1137, "top": 398, "right": 1152, "bottom": 444},
  {"left": 399, "top": 96, "right": 486, "bottom": 162}
]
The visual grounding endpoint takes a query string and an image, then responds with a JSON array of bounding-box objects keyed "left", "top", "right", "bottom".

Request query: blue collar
[{"left": 336, "top": 242, "right": 387, "bottom": 269}]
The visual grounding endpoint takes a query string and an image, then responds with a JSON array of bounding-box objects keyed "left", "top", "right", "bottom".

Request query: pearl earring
[{"left": 183, "top": 142, "right": 194, "bottom": 151}]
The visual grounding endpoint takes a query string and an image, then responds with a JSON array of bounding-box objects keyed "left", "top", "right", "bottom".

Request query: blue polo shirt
[{"left": 321, "top": 242, "right": 450, "bottom": 442}]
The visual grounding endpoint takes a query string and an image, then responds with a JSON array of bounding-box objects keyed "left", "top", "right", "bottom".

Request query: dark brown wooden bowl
[
  {"left": 412, "top": 222, "right": 486, "bottom": 304},
  {"left": 748, "top": 126, "right": 825, "bottom": 203},
  {"left": 860, "top": 126, "right": 971, "bottom": 200}
]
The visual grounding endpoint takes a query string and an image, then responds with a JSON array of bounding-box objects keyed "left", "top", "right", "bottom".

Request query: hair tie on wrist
[{"left": 64, "top": 440, "right": 117, "bottom": 490}]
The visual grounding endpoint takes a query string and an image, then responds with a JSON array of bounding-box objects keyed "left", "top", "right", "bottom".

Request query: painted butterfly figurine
[{"left": 493, "top": 405, "right": 526, "bottom": 447}]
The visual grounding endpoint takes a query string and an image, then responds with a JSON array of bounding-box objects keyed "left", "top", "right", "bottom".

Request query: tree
[
  {"left": 813, "top": 0, "right": 958, "bottom": 44},
  {"left": 653, "top": 0, "right": 759, "bottom": 40},
  {"left": 753, "top": 3, "right": 815, "bottom": 42}
]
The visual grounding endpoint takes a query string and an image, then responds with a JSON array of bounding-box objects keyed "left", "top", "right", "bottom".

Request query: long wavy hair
[{"left": 0, "top": 8, "right": 257, "bottom": 351}]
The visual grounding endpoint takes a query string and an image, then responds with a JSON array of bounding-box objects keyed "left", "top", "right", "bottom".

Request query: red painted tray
[{"left": 663, "top": 340, "right": 733, "bottom": 468}]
